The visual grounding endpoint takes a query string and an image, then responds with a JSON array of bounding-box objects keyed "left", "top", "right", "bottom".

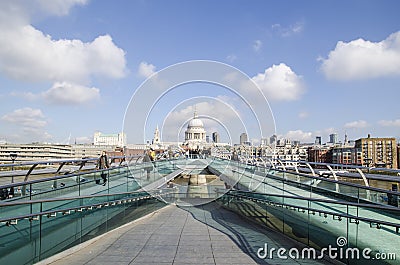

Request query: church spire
[
  {"left": 194, "top": 105, "right": 198, "bottom": 118},
  {"left": 153, "top": 125, "right": 160, "bottom": 144}
]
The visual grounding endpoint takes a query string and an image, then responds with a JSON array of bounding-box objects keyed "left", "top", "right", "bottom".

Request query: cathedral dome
[
  {"left": 184, "top": 110, "right": 206, "bottom": 148},
  {"left": 187, "top": 111, "right": 204, "bottom": 128},
  {"left": 188, "top": 117, "right": 204, "bottom": 128}
]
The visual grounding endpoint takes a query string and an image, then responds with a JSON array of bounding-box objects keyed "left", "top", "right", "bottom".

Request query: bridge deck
[{"left": 39, "top": 202, "right": 332, "bottom": 265}]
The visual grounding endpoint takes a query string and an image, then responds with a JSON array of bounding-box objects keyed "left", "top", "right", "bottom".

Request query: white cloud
[
  {"left": 344, "top": 120, "right": 369, "bottom": 129},
  {"left": 253, "top": 40, "right": 262, "bottom": 52},
  {"left": 0, "top": 0, "right": 127, "bottom": 105},
  {"left": 0, "top": 27, "right": 126, "bottom": 83},
  {"left": 1, "top": 107, "right": 53, "bottom": 142},
  {"left": 321, "top": 31, "right": 400, "bottom": 80},
  {"left": 378, "top": 119, "right": 400, "bottom": 127},
  {"left": 271, "top": 21, "right": 304, "bottom": 37},
  {"left": 1, "top": 107, "right": 52, "bottom": 142},
  {"left": 10, "top": 91, "right": 39, "bottom": 101},
  {"left": 2, "top": 107, "right": 47, "bottom": 128},
  {"left": 22, "top": 127, "right": 52, "bottom": 140},
  {"left": 284, "top": 130, "right": 313, "bottom": 142},
  {"left": 9, "top": 82, "right": 100, "bottom": 104},
  {"left": 0, "top": 0, "right": 88, "bottom": 20},
  {"left": 42, "top": 82, "right": 100, "bottom": 105},
  {"left": 36, "top": 0, "right": 88, "bottom": 16},
  {"left": 251, "top": 63, "right": 305, "bottom": 101},
  {"left": 138, "top": 61, "right": 156, "bottom": 78}
]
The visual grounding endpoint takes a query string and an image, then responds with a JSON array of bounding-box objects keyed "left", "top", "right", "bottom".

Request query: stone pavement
[{"left": 39, "top": 202, "right": 334, "bottom": 265}]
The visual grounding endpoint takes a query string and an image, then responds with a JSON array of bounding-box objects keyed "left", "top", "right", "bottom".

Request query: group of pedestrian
[{"left": 0, "top": 187, "right": 15, "bottom": 200}]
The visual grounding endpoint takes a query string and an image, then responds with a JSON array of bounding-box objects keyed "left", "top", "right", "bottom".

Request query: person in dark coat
[{"left": 97, "top": 151, "right": 110, "bottom": 185}]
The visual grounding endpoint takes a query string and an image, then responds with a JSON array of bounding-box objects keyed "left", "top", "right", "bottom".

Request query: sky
[{"left": 0, "top": 0, "right": 400, "bottom": 145}]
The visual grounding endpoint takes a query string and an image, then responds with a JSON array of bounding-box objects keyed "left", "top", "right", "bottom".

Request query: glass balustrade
[
  {"left": 218, "top": 190, "right": 400, "bottom": 265},
  {"left": 0, "top": 190, "right": 167, "bottom": 264}
]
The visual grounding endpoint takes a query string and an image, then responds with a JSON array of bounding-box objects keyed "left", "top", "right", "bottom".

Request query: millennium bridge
[{"left": 0, "top": 155, "right": 399, "bottom": 264}]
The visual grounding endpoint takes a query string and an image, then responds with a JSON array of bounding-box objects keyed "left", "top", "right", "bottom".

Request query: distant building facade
[
  {"left": 212, "top": 132, "right": 220, "bottom": 143},
  {"left": 94, "top": 131, "right": 126, "bottom": 147},
  {"left": 240, "top": 133, "right": 248, "bottom": 145},
  {"left": 307, "top": 146, "right": 329, "bottom": 163},
  {"left": 71, "top": 144, "right": 115, "bottom": 159},
  {"left": 329, "top": 133, "right": 338, "bottom": 144},
  {"left": 271, "top": 140, "right": 308, "bottom": 165},
  {"left": 0, "top": 140, "right": 130, "bottom": 162},
  {"left": 331, "top": 146, "right": 362, "bottom": 165},
  {"left": 355, "top": 135, "right": 397, "bottom": 168},
  {"left": 0, "top": 143, "right": 72, "bottom": 162}
]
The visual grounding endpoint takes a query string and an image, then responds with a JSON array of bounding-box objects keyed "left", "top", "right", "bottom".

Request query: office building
[
  {"left": 329, "top": 133, "right": 338, "bottom": 144},
  {"left": 315, "top": 136, "right": 322, "bottom": 145},
  {"left": 240, "top": 133, "right": 248, "bottom": 145},
  {"left": 331, "top": 147, "right": 362, "bottom": 165},
  {"left": 355, "top": 135, "right": 397, "bottom": 168},
  {"left": 212, "top": 132, "right": 220, "bottom": 143},
  {"left": 270, "top": 134, "right": 277, "bottom": 145}
]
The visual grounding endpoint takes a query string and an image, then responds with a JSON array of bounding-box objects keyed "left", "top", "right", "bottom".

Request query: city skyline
[{"left": 0, "top": 1, "right": 400, "bottom": 144}]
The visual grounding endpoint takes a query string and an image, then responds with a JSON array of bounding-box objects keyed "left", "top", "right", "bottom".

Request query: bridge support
[
  {"left": 326, "top": 165, "right": 340, "bottom": 193},
  {"left": 355, "top": 168, "right": 371, "bottom": 201}
]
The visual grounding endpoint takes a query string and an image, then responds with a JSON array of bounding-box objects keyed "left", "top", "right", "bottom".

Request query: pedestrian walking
[{"left": 97, "top": 151, "right": 110, "bottom": 186}]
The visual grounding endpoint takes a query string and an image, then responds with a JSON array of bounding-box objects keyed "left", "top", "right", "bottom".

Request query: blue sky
[{"left": 0, "top": 0, "right": 399, "bottom": 144}]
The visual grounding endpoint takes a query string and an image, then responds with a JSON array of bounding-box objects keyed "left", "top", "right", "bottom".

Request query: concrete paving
[{"left": 38, "top": 202, "right": 334, "bottom": 265}]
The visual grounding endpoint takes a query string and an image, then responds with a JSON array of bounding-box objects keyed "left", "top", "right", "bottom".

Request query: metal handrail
[
  {"left": 0, "top": 158, "right": 181, "bottom": 202},
  {"left": 228, "top": 190, "right": 400, "bottom": 212},
  {"left": 229, "top": 155, "right": 400, "bottom": 175},
  {"left": 0, "top": 189, "right": 159, "bottom": 207},
  {"left": 0, "top": 158, "right": 96, "bottom": 168},
  {"left": 0, "top": 165, "right": 129, "bottom": 189},
  {"left": 0, "top": 155, "right": 174, "bottom": 189},
  {"left": 213, "top": 157, "right": 400, "bottom": 196},
  {"left": 225, "top": 192, "right": 400, "bottom": 231},
  {"left": 272, "top": 158, "right": 400, "bottom": 174},
  {"left": 0, "top": 190, "right": 220, "bottom": 224},
  {"left": 0, "top": 189, "right": 174, "bottom": 224},
  {"left": 263, "top": 166, "right": 400, "bottom": 196}
]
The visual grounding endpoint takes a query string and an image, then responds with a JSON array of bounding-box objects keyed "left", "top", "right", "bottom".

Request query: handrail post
[
  {"left": 305, "top": 162, "right": 316, "bottom": 177},
  {"left": 326, "top": 165, "right": 340, "bottom": 193},
  {"left": 355, "top": 167, "right": 370, "bottom": 200}
]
